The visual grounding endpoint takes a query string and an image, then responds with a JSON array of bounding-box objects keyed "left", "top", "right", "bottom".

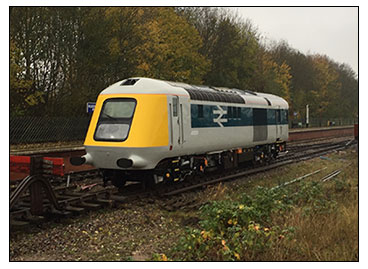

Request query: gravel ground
[
  {"left": 10, "top": 141, "right": 84, "bottom": 152},
  {"left": 10, "top": 145, "right": 357, "bottom": 261},
  {"left": 10, "top": 201, "right": 190, "bottom": 261}
]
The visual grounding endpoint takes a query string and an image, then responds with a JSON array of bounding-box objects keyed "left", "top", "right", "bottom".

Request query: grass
[
  {"left": 267, "top": 151, "right": 358, "bottom": 261},
  {"left": 10, "top": 147, "right": 358, "bottom": 261},
  {"left": 163, "top": 147, "right": 358, "bottom": 261},
  {"left": 268, "top": 158, "right": 359, "bottom": 261}
]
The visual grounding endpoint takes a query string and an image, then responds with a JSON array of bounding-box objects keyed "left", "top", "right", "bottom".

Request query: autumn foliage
[{"left": 10, "top": 7, "right": 357, "bottom": 119}]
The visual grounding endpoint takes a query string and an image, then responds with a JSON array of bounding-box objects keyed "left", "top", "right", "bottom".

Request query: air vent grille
[
  {"left": 121, "top": 79, "right": 139, "bottom": 86},
  {"left": 184, "top": 88, "right": 245, "bottom": 104}
]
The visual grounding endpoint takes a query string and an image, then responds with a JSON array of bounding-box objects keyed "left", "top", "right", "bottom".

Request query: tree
[
  {"left": 269, "top": 40, "right": 357, "bottom": 121},
  {"left": 178, "top": 8, "right": 260, "bottom": 89},
  {"left": 10, "top": 7, "right": 357, "bottom": 121},
  {"left": 10, "top": 39, "right": 35, "bottom": 116},
  {"left": 252, "top": 48, "right": 291, "bottom": 103},
  {"left": 134, "top": 7, "right": 208, "bottom": 83},
  {"left": 334, "top": 63, "right": 358, "bottom": 118},
  {"left": 269, "top": 41, "right": 318, "bottom": 120},
  {"left": 10, "top": 7, "right": 81, "bottom": 116}
]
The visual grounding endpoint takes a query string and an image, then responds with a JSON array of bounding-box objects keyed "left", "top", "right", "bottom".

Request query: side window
[
  {"left": 285, "top": 110, "right": 289, "bottom": 123},
  {"left": 173, "top": 97, "right": 178, "bottom": 117},
  {"left": 276, "top": 110, "right": 281, "bottom": 123},
  {"left": 228, "top": 107, "right": 232, "bottom": 118},
  {"left": 242, "top": 107, "right": 252, "bottom": 125},
  {"left": 198, "top": 105, "right": 204, "bottom": 118},
  {"left": 227, "top": 107, "right": 241, "bottom": 119},
  {"left": 267, "top": 109, "right": 276, "bottom": 124},
  {"left": 281, "top": 110, "right": 288, "bottom": 124},
  {"left": 237, "top": 107, "right": 241, "bottom": 118}
]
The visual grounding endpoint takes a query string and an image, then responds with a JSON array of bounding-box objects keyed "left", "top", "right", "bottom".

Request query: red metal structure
[
  {"left": 10, "top": 155, "right": 65, "bottom": 180},
  {"left": 354, "top": 124, "right": 358, "bottom": 140}
]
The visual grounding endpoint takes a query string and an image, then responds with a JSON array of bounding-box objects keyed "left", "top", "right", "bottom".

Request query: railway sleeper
[
  {"left": 10, "top": 219, "right": 29, "bottom": 227},
  {"left": 95, "top": 198, "right": 115, "bottom": 205},
  {"left": 109, "top": 194, "right": 129, "bottom": 203},
  {"left": 77, "top": 201, "right": 101, "bottom": 209},
  {"left": 61, "top": 191, "right": 91, "bottom": 197},
  {"left": 48, "top": 208, "right": 72, "bottom": 216},
  {"left": 64, "top": 205, "right": 85, "bottom": 212}
]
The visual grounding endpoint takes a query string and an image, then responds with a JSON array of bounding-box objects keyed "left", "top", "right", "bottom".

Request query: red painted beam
[
  {"left": 43, "top": 157, "right": 65, "bottom": 176},
  {"left": 10, "top": 155, "right": 31, "bottom": 173},
  {"left": 10, "top": 156, "right": 64, "bottom": 177}
]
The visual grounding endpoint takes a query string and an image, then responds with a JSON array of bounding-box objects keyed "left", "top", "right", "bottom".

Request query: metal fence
[
  {"left": 289, "top": 118, "right": 356, "bottom": 128},
  {"left": 10, "top": 117, "right": 91, "bottom": 144},
  {"left": 10, "top": 116, "right": 356, "bottom": 145}
]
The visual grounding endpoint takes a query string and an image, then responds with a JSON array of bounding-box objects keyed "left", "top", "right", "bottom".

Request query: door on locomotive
[{"left": 169, "top": 95, "right": 184, "bottom": 150}]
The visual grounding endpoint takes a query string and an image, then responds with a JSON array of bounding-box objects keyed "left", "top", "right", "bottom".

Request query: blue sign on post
[{"left": 86, "top": 102, "right": 96, "bottom": 114}]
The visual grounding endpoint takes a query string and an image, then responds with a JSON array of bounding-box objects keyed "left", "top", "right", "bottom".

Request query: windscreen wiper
[{"left": 101, "top": 112, "right": 117, "bottom": 120}]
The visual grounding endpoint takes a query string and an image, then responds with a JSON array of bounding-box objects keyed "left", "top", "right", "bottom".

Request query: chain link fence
[
  {"left": 10, "top": 117, "right": 91, "bottom": 144},
  {"left": 289, "top": 118, "right": 357, "bottom": 128},
  {"left": 10, "top": 116, "right": 356, "bottom": 145}
]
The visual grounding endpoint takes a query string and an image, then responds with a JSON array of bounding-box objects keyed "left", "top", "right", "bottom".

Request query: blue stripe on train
[{"left": 191, "top": 104, "right": 288, "bottom": 128}]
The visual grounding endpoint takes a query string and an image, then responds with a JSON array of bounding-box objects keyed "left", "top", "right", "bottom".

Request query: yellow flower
[
  {"left": 161, "top": 254, "right": 168, "bottom": 261},
  {"left": 254, "top": 225, "right": 260, "bottom": 231},
  {"left": 201, "top": 230, "right": 209, "bottom": 240},
  {"left": 264, "top": 227, "right": 270, "bottom": 232},
  {"left": 234, "top": 253, "right": 240, "bottom": 260},
  {"left": 221, "top": 240, "right": 226, "bottom": 246},
  {"left": 228, "top": 219, "right": 233, "bottom": 225},
  {"left": 239, "top": 204, "right": 245, "bottom": 210}
]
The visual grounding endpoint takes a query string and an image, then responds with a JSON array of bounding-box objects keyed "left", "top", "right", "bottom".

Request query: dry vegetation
[
  {"left": 10, "top": 147, "right": 358, "bottom": 261},
  {"left": 269, "top": 150, "right": 358, "bottom": 261}
]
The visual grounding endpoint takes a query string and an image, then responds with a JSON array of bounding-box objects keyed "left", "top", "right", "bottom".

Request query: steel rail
[
  {"left": 10, "top": 138, "right": 356, "bottom": 227},
  {"left": 162, "top": 139, "right": 355, "bottom": 197}
]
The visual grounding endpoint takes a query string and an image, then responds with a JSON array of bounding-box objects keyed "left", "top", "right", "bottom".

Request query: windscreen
[{"left": 94, "top": 98, "right": 136, "bottom": 141}]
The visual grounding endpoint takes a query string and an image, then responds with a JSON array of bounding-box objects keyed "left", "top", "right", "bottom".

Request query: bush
[{"left": 167, "top": 180, "right": 339, "bottom": 261}]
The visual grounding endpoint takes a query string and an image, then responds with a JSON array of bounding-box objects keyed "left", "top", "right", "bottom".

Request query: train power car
[{"left": 71, "top": 77, "right": 288, "bottom": 188}]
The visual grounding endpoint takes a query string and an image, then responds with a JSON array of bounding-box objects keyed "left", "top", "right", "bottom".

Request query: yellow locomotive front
[
  {"left": 70, "top": 92, "right": 170, "bottom": 173},
  {"left": 70, "top": 77, "right": 190, "bottom": 187},
  {"left": 85, "top": 93, "right": 169, "bottom": 149}
]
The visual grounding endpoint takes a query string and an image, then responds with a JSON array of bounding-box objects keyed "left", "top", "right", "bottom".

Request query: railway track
[
  {"left": 156, "top": 138, "right": 356, "bottom": 210},
  {"left": 10, "top": 138, "right": 356, "bottom": 228}
]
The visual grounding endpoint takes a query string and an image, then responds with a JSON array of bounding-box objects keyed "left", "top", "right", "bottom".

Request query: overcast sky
[{"left": 229, "top": 7, "right": 358, "bottom": 74}]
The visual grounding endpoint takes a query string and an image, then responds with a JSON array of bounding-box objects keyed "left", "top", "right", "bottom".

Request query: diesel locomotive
[{"left": 71, "top": 77, "right": 288, "bottom": 188}]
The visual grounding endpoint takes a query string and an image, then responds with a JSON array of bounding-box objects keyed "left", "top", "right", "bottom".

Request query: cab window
[{"left": 94, "top": 98, "right": 136, "bottom": 141}]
